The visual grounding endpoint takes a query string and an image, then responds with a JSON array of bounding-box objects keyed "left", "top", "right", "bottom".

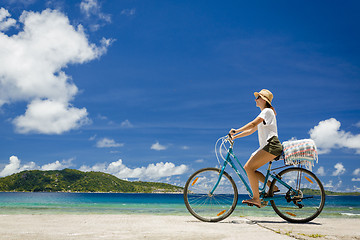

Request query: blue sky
[{"left": 0, "top": 0, "right": 359, "bottom": 192}]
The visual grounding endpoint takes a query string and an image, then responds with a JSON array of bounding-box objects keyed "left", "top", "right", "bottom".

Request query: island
[
  {"left": 0, "top": 168, "right": 184, "bottom": 193},
  {"left": 301, "top": 188, "right": 360, "bottom": 196}
]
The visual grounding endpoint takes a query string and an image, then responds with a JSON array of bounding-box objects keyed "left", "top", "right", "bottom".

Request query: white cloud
[
  {"left": 121, "top": 8, "right": 136, "bottom": 16},
  {"left": 309, "top": 118, "right": 360, "bottom": 154},
  {"left": 79, "top": 162, "right": 106, "bottom": 172},
  {"left": 80, "top": 0, "right": 111, "bottom": 30},
  {"left": 89, "top": 135, "right": 97, "bottom": 141},
  {"left": 332, "top": 163, "right": 346, "bottom": 176},
  {"left": 80, "top": 0, "right": 110, "bottom": 20},
  {"left": 80, "top": 0, "right": 97, "bottom": 17},
  {"left": 80, "top": 159, "right": 188, "bottom": 181},
  {"left": 0, "top": 7, "right": 16, "bottom": 31},
  {"left": 0, "top": 8, "right": 111, "bottom": 134},
  {"left": 324, "top": 180, "right": 333, "bottom": 189},
  {"left": 0, "top": 156, "right": 73, "bottom": 177},
  {"left": 352, "top": 178, "right": 360, "bottom": 182},
  {"left": 353, "top": 168, "right": 360, "bottom": 176},
  {"left": 324, "top": 179, "right": 343, "bottom": 192},
  {"left": 0, "top": 156, "right": 21, "bottom": 177},
  {"left": 20, "top": 161, "right": 37, "bottom": 171},
  {"left": 97, "top": 114, "right": 108, "bottom": 120},
  {"left": 316, "top": 166, "right": 325, "bottom": 176},
  {"left": 151, "top": 142, "right": 167, "bottom": 151},
  {"left": 120, "top": 119, "right": 133, "bottom": 128},
  {"left": 41, "top": 158, "right": 73, "bottom": 171},
  {"left": 13, "top": 99, "right": 90, "bottom": 134},
  {"left": 96, "top": 138, "right": 124, "bottom": 148}
]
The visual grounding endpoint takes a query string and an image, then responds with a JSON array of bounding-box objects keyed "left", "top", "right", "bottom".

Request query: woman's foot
[{"left": 242, "top": 199, "right": 262, "bottom": 208}]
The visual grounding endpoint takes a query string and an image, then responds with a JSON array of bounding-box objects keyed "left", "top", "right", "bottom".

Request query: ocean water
[{"left": 0, "top": 192, "right": 359, "bottom": 218}]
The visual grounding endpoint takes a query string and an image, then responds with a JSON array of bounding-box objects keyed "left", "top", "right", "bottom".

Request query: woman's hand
[{"left": 229, "top": 128, "right": 237, "bottom": 136}]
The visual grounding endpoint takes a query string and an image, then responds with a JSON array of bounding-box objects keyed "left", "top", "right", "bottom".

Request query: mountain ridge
[{"left": 0, "top": 169, "right": 183, "bottom": 193}]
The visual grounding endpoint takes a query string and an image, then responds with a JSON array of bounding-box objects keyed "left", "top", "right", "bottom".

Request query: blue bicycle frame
[{"left": 210, "top": 142, "right": 297, "bottom": 201}]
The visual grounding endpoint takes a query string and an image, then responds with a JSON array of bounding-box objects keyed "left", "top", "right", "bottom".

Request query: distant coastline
[
  {"left": 0, "top": 169, "right": 184, "bottom": 193},
  {"left": 0, "top": 190, "right": 184, "bottom": 194},
  {"left": 325, "top": 192, "right": 360, "bottom": 196},
  {"left": 303, "top": 188, "right": 360, "bottom": 196}
]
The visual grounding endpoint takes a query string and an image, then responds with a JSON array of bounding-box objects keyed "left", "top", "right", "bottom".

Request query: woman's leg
[
  {"left": 255, "top": 171, "right": 266, "bottom": 185},
  {"left": 255, "top": 171, "right": 279, "bottom": 191},
  {"left": 243, "top": 150, "right": 276, "bottom": 205}
]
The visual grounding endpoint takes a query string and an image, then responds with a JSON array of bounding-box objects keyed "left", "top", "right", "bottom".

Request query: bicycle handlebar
[
  {"left": 227, "top": 134, "right": 234, "bottom": 146},
  {"left": 215, "top": 135, "right": 234, "bottom": 166}
]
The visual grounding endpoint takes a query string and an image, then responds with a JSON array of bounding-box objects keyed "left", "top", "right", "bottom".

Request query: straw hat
[{"left": 254, "top": 89, "right": 273, "bottom": 106}]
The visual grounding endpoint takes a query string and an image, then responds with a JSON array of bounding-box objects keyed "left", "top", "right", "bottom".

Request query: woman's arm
[{"left": 229, "top": 117, "right": 263, "bottom": 140}]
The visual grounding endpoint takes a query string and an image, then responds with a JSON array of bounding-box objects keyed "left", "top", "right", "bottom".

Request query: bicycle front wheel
[
  {"left": 269, "top": 167, "right": 325, "bottom": 223},
  {"left": 183, "top": 168, "right": 238, "bottom": 222}
]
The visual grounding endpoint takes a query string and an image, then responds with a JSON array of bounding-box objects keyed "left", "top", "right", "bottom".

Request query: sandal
[{"left": 242, "top": 199, "right": 262, "bottom": 208}]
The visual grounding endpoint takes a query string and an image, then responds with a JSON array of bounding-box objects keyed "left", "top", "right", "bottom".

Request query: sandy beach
[{"left": 0, "top": 215, "right": 359, "bottom": 240}]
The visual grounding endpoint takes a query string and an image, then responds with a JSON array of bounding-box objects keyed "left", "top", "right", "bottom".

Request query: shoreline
[
  {"left": 0, "top": 191, "right": 184, "bottom": 194},
  {"left": 0, "top": 214, "right": 359, "bottom": 240},
  {"left": 2, "top": 191, "right": 360, "bottom": 196}
]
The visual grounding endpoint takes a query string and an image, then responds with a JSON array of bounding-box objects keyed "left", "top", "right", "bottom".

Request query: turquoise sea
[{"left": 0, "top": 192, "right": 359, "bottom": 218}]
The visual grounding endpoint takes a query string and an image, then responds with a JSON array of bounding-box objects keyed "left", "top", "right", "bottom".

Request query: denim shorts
[{"left": 262, "top": 136, "right": 283, "bottom": 157}]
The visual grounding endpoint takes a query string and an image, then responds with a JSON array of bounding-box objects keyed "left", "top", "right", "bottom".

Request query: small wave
[{"left": 341, "top": 213, "right": 360, "bottom": 216}]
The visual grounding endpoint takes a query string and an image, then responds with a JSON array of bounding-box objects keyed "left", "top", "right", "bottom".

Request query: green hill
[
  {"left": 0, "top": 169, "right": 183, "bottom": 193},
  {"left": 301, "top": 188, "right": 360, "bottom": 196}
]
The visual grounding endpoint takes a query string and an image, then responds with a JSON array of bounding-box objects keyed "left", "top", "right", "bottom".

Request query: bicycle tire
[
  {"left": 183, "top": 168, "right": 238, "bottom": 222},
  {"left": 269, "top": 167, "right": 325, "bottom": 223}
]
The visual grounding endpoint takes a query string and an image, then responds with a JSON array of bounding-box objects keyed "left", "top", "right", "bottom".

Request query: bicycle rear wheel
[
  {"left": 183, "top": 168, "right": 238, "bottom": 222},
  {"left": 269, "top": 167, "right": 325, "bottom": 223}
]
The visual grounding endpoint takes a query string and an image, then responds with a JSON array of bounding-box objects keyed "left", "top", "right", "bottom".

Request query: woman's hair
[{"left": 265, "top": 102, "right": 277, "bottom": 115}]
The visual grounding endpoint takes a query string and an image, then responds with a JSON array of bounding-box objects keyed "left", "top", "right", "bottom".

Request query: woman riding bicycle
[{"left": 229, "top": 89, "right": 283, "bottom": 208}]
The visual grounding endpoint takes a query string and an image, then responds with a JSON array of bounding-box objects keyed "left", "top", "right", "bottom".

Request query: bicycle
[{"left": 183, "top": 135, "right": 325, "bottom": 223}]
